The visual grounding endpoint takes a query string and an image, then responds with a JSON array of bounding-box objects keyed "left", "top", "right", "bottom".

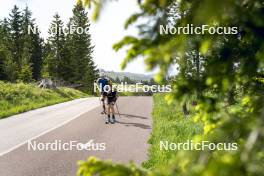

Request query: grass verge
[
  {"left": 143, "top": 93, "right": 203, "bottom": 169},
  {"left": 0, "top": 81, "right": 89, "bottom": 119}
]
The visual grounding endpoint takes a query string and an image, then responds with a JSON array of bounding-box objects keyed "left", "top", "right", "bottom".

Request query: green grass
[
  {"left": 143, "top": 93, "right": 203, "bottom": 169},
  {"left": 0, "top": 81, "right": 89, "bottom": 119}
]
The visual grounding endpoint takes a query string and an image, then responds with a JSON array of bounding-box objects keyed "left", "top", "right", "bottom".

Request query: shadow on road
[
  {"left": 116, "top": 121, "right": 151, "bottom": 129},
  {"left": 118, "top": 114, "right": 148, "bottom": 120}
]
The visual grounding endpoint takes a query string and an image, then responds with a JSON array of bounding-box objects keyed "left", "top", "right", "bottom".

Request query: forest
[{"left": 0, "top": 2, "right": 98, "bottom": 93}]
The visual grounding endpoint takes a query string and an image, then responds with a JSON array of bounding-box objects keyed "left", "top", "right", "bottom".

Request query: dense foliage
[{"left": 78, "top": 0, "right": 264, "bottom": 175}]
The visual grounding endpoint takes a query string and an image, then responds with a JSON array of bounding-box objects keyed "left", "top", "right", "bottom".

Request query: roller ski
[
  {"left": 105, "top": 116, "right": 111, "bottom": 124},
  {"left": 110, "top": 115, "right": 116, "bottom": 124}
]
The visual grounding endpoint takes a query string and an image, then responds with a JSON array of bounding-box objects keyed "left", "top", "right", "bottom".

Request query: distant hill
[{"left": 99, "top": 69, "right": 153, "bottom": 82}]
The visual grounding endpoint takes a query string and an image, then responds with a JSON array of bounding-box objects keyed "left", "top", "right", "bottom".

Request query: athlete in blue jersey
[{"left": 97, "top": 76, "right": 109, "bottom": 114}]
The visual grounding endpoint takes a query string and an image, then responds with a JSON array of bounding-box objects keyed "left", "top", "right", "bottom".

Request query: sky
[{"left": 0, "top": 0, "right": 156, "bottom": 75}]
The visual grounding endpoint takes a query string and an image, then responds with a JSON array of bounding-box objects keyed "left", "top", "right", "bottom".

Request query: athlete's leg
[
  {"left": 101, "top": 94, "right": 106, "bottom": 114},
  {"left": 102, "top": 96, "right": 106, "bottom": 113},
  {"left": 110, "top": 104, "right": 115, "bottom": 115},
  {"left": 110, "top": 103, "right": 116, "bottom": 123},
  {"left": 105, "top": 104, "right": 111, "bottom": 124}
]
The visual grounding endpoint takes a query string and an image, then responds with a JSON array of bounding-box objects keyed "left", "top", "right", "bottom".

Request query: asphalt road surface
[{"left": 0, "top": 96, "right": 153, "bottom": 176}]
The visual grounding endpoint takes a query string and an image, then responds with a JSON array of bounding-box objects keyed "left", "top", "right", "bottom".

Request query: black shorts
[{"left": 107, "top": 97, "right": 116, "bottom": 105}]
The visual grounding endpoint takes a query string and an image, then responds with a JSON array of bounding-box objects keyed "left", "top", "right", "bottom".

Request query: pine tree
[
  {"left": 8, "top": 5, "right": 23, "bottom": 73},
  {"left": 30, "top": 28, "right": 43, "bottom": 81},
  {"left": 0, "top": 21, "right": 7, "bottom": 80},
  {"left": 67, "top": 1, "right": 98, "bottom": 92},
  {"left": 20, "top": 7, "right": 33, "bottom": 82},
  {"left": 0, "top": 18, "right": 16, "bottom": 81},
  {"left": 21, "top": 7, "right": 43, "bottom": 81},
  {"left": 46, "top": 13, "right": 68, "bottom": 80},
  {"left": 42, "top": 42, "right": 52, "bottom": 78}
]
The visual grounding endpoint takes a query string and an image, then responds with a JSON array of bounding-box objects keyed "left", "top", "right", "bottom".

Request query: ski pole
[{"left": 115, "top": 101, "right": 121, "bottom": 118}]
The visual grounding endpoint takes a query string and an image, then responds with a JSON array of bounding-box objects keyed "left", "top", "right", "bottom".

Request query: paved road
[
  {"left": 0, "top": 96, "right": 152, "bottom": 176},
  {"left": 0, "top": 98, "right": 99, "bottom": 155}
]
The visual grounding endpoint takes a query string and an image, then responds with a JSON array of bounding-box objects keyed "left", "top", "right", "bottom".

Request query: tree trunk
[{"left": 182, "top": 102, "right": 189, "bottom": 116}]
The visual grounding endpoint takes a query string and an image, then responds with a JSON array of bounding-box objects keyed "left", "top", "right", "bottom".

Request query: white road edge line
[{"left": 0, "top": 104, "right": 99, "bottom": 157}]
